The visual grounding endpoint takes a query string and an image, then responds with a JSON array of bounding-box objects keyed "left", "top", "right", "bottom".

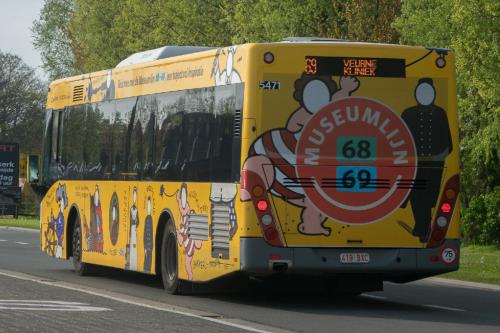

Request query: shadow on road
[{"left": 69, "top": 265, "right": 500, "bottom": 329}]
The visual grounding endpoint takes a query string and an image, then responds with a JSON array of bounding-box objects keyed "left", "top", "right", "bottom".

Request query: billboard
[{"left": 0, "top": 142, "right": 19, "bottom": 187}]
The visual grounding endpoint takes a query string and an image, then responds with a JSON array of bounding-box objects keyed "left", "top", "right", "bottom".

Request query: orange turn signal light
[
  {"left": 252, "top": 186, "right": 264, "bottom": 197},
  {"left": 445, "top": 189, "right": 456, "bottom": 200}
]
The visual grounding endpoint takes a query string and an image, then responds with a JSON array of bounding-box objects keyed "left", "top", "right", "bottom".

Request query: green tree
[
  {"left": 33, "top": 0, "right": 402, "bottom": 74},
  {"left": 0, "top": 51, "right": 45, "bottom": 154},
  {"left": 32, "top": 0, "right": 77, "bottom": 80},
  {"left": 394, "top": 0, "right": 500, "bottom": 245},
  {"left": 231, "top": 0, "right": 400, "bottom": 44}
]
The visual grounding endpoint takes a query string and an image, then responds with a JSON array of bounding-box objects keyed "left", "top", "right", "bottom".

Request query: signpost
[{"left": 0, "top": 142, "right": 21, "bottom": 216}]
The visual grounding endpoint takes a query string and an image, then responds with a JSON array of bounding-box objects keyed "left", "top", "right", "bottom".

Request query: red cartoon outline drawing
[{"left": 176, "top": 183, "right": 203, "bottom": 280}]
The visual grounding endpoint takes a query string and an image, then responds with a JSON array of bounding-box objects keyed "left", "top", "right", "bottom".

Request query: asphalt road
[{"left": 1, "top": 227, "right": 499, "bottom": 333}]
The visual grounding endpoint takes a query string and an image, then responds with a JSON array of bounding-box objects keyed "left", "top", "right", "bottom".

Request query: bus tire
[
  {"left": 72, "top": 217, "right": 92, "bottom": 276},
  {"left": 161, "top": 222, "right": 184, "bottom": 294}
]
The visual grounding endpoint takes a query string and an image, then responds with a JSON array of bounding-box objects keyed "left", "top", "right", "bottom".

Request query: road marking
[
  {"left": 363, "top": 294, "right": 387, "bottom": 300},
  {"left": 0, "top": 300, "right": 111, "bottom": 311},
  {"left": 423, "top": 304, "right": 465, "bottom": 312},
  {"left": 15, "top": 242, "right": 29, "bottom": 245},
  {"left": 0, "top": 269, "right": 294, "bottom": 333},
  {"left": 0, "top": 240, "right": 7, "bottom": 242},
  {"left": 0, "top": 300, "right": 86, "bottom": 305}
]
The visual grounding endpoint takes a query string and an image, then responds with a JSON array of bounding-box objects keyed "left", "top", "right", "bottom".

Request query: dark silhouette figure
[{"left": 402, "top": 78, "right": 452, "bottom": 242}]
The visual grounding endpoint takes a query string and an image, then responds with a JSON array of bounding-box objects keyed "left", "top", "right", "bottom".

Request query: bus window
[
  {"left": 61, "top": 105, "right": 86, "bottom": 179},
  {"left": 114, "top": 97, "right": 137, "bottom": 179}
]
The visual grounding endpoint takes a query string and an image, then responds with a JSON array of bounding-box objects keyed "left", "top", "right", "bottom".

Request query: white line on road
[
  {"left": 0, "top": 306, "right": 111, "bottom": 311},
  {"left": 0, "top": 299, "right": 111, "bottom": 311},
  {"left": 423, "top": 304, "right": 465, "bottom": 312},
  {"left": 14, "top": 242, "right": 29, "bottom": 245},
  {"left": 0, "top": 300, "right": 85, "bottom": 305},
  {"left": 362, "top": 294, "right": 387, "bottom": 300},
  {"left": 0, "top": 240, "right": 7, "bottom": 242},
  {"left": 0, "top": 269, "right": 294, "bottom": 333}
]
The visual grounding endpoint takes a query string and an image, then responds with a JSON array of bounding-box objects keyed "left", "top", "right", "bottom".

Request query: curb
[
  {"left": 0, "top": 226, "right": 39, "bottom": 233},
  {"left": 424, "top": 277, "right": 500, "bottom": 292}
]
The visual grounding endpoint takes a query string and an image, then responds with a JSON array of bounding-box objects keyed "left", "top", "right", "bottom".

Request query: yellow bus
[{"left": 38, "top": 39, "right": 460, "bottom": 294}]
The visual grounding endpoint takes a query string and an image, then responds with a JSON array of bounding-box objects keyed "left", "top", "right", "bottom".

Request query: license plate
[{"left": 340, "top": 253, "right": 370, "bottom": 264}]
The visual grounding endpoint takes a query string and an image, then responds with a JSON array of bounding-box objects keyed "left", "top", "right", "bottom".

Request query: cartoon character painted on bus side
[
  {"left": 240, "top": 74, "right": 360, "bottom": 236},
  {"left": 54, "top": 184, "right": 68, "bottom": 258},
  {"left": 401, "top": 78, "right": 452, "bottom": 242},
  {"left": 89, "top": 185, "right": 104, "bottom": 252},
  {"left": 176, "top": 183, "right": 202, "bottom": 281},
  {"left": 87, "top": 70, "right": 115, "bottom": 102},
  {"left": 109, "top": 193, "right": 119, "bottom": 246},
  {"left": 211, "top": 47, "right": 241, "bottom": 86},
  {"left": 126, "top": 186, "right": 139, "bottom": 271},
  {"left": 143, "top": 196, "right": 154, "bottom": 272}
]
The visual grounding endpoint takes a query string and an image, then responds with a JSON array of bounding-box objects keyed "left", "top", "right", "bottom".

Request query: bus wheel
[
  {"left": 72, "top": 217, "right": 92, "bottom": 276},
  {"left": 161, "top": 222, "right": 184, "bottom": 294}
]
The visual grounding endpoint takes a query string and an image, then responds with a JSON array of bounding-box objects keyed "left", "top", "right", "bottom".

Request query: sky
[{"left": 0, "top": 0, "right": 46, "bottom": 79}]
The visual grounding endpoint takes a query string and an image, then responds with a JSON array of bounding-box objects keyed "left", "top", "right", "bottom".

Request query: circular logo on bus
[{"left": 296, "top": 97, "right": 417, "bottom": 224}]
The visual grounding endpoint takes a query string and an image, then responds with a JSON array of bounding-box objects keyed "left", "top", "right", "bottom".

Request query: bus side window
[
  {"left": 42, "top": 109, "right": 53, "bottom": 183},
  {"left": 61, "top": 105, "right": 86, "bottom": 179},
  {"left": 157, "top": 116, "right": 180, "bottom": 180},
  {"left": 47, "top": 109, "right": 64, "bottom": 181},
  {"left": 137, "top": 95, "right": 157, "bottom": 180},
  {"left": 115, "top": 97, "right": 138, "bottom": 180},
  {"left": 82, "top": 104, "right": 104, "bottom": 179}
]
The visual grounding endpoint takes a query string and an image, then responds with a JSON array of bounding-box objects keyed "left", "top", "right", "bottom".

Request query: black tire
[
  {"left": 72, "top": 216, "right": 92, "bottom": 276},
  {"left": 161, "top": 222, "right": 185, "bottom": 294}
]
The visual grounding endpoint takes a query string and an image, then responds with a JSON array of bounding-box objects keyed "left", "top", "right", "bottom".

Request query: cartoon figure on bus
[
  {"left": 176, "top": 183, "right": 203, "bottom": 280},
  {"left": 143, "top": 197, "right": 154, "bottom": 272},
  {"left": 212, "top": 47, "right": 241, "bottom": 86},
  {"left": 401, "top": 78, "right": 452, "bottom": 242},
  {"left": 126, "top": 186, "right": 139, "bottom": 270},
  {"left": 87, "top": 69, "right": 115, "bottom": 102},
  {"left": 240, "top": 74, "right": 360, "bottom": 236},
  {"left": 84, "top": 185, "right": 104, "bottom": 253},
  {"left": 54, "top": 184, "right": 68, "bottom": 258},
  {"left": 109, "top": 192, "right": 119, "bottom": 246}
]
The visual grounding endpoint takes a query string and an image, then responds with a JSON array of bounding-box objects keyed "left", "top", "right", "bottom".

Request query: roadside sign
[{"left": 0, "top": 142, "right": 19, "bottom": 187}]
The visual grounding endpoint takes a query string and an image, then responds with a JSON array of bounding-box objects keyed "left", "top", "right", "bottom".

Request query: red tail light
[
  {"left": 440, "top": 203, "right": 452, "bottom": 213},
  {"left": 257, "top": 200, "right": 268, "bottom": 212},
  {"left": 427, "top": 175, "right": 459, "bottom": 248},
  {"left": 241, "top": 169, "right": 284, "bottom": 247}
]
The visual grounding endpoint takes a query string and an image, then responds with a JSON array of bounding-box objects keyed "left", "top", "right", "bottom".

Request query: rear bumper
[{"left": 240, "top": 238, "right": 459, "bottom": 279}]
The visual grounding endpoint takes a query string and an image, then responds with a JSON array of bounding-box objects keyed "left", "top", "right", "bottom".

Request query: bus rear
[{"left": 239, "top": 41, "right": 459, "bottom": 285}]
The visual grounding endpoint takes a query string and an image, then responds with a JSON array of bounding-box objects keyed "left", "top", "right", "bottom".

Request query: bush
[{"left": 462, "top": 187, "right": 500, "bottom": 247}]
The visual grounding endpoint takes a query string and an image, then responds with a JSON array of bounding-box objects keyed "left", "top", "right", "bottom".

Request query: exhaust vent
[
  {"left": 233, "top": 109, "right": 242, "bottom": 138},
  {"left": 187, "top": 214, "right": 209, "bottom": 241},
  {"left": 72, "top": 85, "right": 84, "bottom": 102}
]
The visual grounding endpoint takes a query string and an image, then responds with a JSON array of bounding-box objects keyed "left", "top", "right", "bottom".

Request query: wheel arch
[
  {"left": 65, "top": 204, "right": 81, "bottom": 259},
  {"left": 155, "top": 208, "right": 175, "bottom": 276}
]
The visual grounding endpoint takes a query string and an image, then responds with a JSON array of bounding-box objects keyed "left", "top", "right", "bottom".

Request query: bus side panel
[{"left": 40, "top": 180, "right": 243, "bottom": 282}]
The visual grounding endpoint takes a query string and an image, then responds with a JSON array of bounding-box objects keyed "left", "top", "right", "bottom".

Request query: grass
[
  {"left": 442, "top": 245, "right": 500, "bottom": 285},
  {"left": 0, "top": 217, "right": 39, "bottom": 230}
]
